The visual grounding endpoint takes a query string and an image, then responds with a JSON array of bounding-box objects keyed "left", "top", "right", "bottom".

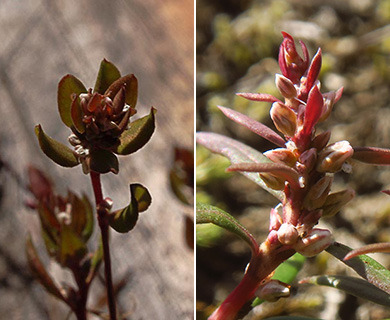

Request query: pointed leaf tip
[
  {"left": 116, "top": 107, "right": 156, "bottom": 155},
  {"left": 35, "top": 125, "right": 79, "bottom": 168},
  {"left": 58, "top": 74, "right": 87, "bottom": 128},
  {"left": 105, "top": 74, "right": 138, "bottom": 108},
  {"left": 94, "top": 59, "right": 121, "bottom": 94},
  {"left": 196, "top": 202, "right": 259, "bottom": 255}
]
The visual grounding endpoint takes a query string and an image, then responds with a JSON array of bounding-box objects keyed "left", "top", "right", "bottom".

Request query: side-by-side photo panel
[
  {"left": 0, "top": 0, "right": 194, "bottom": 319},
  {"left": 196, "top": 1, "right": 390, "bottom": 320}
]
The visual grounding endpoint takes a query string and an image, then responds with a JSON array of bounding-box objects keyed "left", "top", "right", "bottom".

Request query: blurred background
[
  {"left": 197, "top": 0, "right": 390, "bottom": 319},
  {"left": 0, "top": 0, "right": 194, "bottom": 319}
]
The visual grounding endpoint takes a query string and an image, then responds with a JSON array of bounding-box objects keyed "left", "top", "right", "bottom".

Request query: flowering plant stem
[
  {"left": 90, "top": 171, "right": 117, "bottom": 320},
  {"left": 209, "top": 240, "right": 295, "bottom": 320}
]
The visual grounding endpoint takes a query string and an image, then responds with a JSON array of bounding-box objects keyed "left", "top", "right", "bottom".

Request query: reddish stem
[
  {"left": 90, "top": 171, "right": 117, "bottom": 320},
  {"left": 209, "top": 243, "right": 295, "bottom": 320}
]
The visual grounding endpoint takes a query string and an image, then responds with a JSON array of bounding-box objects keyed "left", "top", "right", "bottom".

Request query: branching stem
[{"left": 90, "top": 171, "right": 117, "bottom": 320}]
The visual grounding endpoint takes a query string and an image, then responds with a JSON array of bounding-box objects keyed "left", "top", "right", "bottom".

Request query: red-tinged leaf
[
  {"left": 196, "top": 202, "right": 259, "bottom": 255},
  {"left": 116, "top": 107, "right": 156, "bottom": 155},
  {"left": 218, "top": 106, "right": 286, "bottom": 147},
  {"left": 334, "top": 86, "right": 344, "bottom": 103},
  {"left": 301, "top": 275, "right": 390, "bottom": 307},
  {"left": 303, "top": 86, "right": 323, "bottom": 135},
  {"left": 59, "top": 224, "right": 87, "bottom": 267},
  {"left": 68, "top": 191, "right": 88, "bottom": 237},
  {"left": 352, "top": 146, "right": 390, "bottom": 165},
  {"left": 58, "top": 75, "right": 87, "bottom": 128},
  {"left": 196, "top": 132, "right": 284, "bottom": 201},
  {"left": 27, "top": 165, "right": 53, "bottom": 201},
  {"left": 326, "top": 242, "right": 390, "bottom": 294},
  {"left": 383, "top": 190, "right": 390, "bottom": 196},
  {"left": 89, "top": 149, "right": 119, "bottom": 174},
  {"left": 105, "top": 74, "right": 138, "bottom": 108},
  {"left": 236, "top": 92, "right": 281, "bottom": 103},
  {"left": 227, "top": 162, "right": 300, "bottom": 190},
  {"left": 94, "top": 59, "right": 121, "bottom": 94},
  {"left": 26, "top": 235, "right": 66, "bottom": 302},
  {"left": 109, "top": 184, "right": 151, "bottom": 233},
  {"left": 344, "top": 243, "right": 390, "bottom": 260},
  {"left": 303, "top": 48, "right": 322, "bottom": 98},
  {"left": 35, "top": 125, "right": 79, "bottom": 168},
  {"left": 70, "top": 95, "right": 85, "bottom": 134}
]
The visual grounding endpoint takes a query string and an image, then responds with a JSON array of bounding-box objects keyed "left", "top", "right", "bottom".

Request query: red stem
[
  {"left": 209, "top": 243, "right": 295, "bottom": 320},
  {"left": 90, "top": 171, "right": 117, "bottom": 320}
]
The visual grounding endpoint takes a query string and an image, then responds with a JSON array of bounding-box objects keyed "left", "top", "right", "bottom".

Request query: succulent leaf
[
  {"left": 196, "top": 132, "right": 284, "bottom": 201},
  {"left": 58, "top": 74, "right": 87, "bottom": 127},
  {"left": 109, "top": 184, "right": 151, "bottom": 233},
  {"left": 35, "top": 125, "right": 79, "bottom": 168},
  {"left": 196, "top": 202, "right": 259, "bottom": 255},
  {"left": 116, "top": 107, "right": 156, "bottom": 155},
  {"left": 300, "top": 275, "right": 390, "bottom": 307},
  {"left": 94, "top": 59, "right": 121, "bottom": 94}
]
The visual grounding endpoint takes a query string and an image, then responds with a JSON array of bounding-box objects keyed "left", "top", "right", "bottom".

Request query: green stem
[{"left": 90, "top": 171, "right": 117, "bottom": 320}]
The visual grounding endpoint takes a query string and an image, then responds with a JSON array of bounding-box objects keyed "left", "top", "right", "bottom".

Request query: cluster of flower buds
[
  {"left": 227, "top": 32, "right": 358, "bottom": 256},
  {"left": 35, "top": 59, "right": 156, "bottom": 175},
  {"left": 70, "top": 82, "right": 136, "bottom": 152}
]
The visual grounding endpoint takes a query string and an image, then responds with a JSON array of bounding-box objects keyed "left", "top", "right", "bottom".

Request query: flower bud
[
  {"left": 311, "top": 131, "right": 331, "bottom": 151},
  {"left": 316, "top": 140, "right": 353, "bottom": 173},
  {"left": 275, "top": 74, "right": 297, "bottom": 99},
  {"left": 299, "top": 148, "right": 317, "bottom": 172},
  {"left": 303, "top": 175, "right": 333, "bottom": 210},
  {"left": 277, "top": 223, "right": 299, "bottom": 245},
  {"left": 294, "top": 228, "right": 333, "bottom": 257},
  {"left": 264, "top": 148, "right": 297, "bottom": 167},
  {"left": 270, "top": 102, "right": 297, "bottom": 137},
  {"left": 269, "top": 207, "right": 283, "bottom": 231},
  {"left": 255, "top": 280, "right": 290, "bottom": 302},
  {"left": 321, "top": 189, "right": 355, "bottom": 217},
  {"left": 260, "top": 173, "right": 286, "bottom": 190}
]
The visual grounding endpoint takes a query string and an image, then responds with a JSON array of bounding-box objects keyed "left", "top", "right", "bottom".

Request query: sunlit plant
[
  {"left": 197, "top": 32, "right": 390, "bottom": 320},
  {"left": 28, "top": 59, "right": 156, "bottom": 320}
]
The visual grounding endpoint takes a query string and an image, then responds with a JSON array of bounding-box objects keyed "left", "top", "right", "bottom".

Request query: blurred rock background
[
  {"left": 196, "top": 1, "right": 390, "bottom": 319},
  {"left": 0, "top": 0, "right": 194, "bottom": 319}
]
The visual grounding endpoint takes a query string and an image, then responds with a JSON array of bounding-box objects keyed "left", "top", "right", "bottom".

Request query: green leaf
[
  {"left": 59, "top": 224, "right": 87, "bottom": 267},
  {"left": 105, "top": 74, "right": 138, "bottom": 108},
  {"left": 196, "top": 132, "right": 284, "bottom": 201},
  {"left": 35, "top": 125, "right": 79, "bottom": 167},
  {"left": 252, "top": 253, "right": 306, "bottom": 306},
  {"left": 196, "top": 202, "right": 258, "bottom": 255},
  {"left": 131, "top": 183, "right": 152, "bottom": 212},
  {"left": 93, "top": 59, "right": 121, "bottom": 94},
  {"left": 301, "top": 275, "right": 390, "bottom": 307},
  {"left": 26, "top": 235, "right": 66, "bottom": 302},
  {"left": 116, "top": 107, "right": 156, "bottom": 155},
  {"left": 326, "top": 242, "right": 390, "bottom": 294},
  {"left": 109, "top": 183, "right": 151, "bottom": 233},
  {"left": 89, "top": 149, "right": 119, "bottom": 174},
  {"left": 57, "top": 74, "right": 87, "bottom": 128}
]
